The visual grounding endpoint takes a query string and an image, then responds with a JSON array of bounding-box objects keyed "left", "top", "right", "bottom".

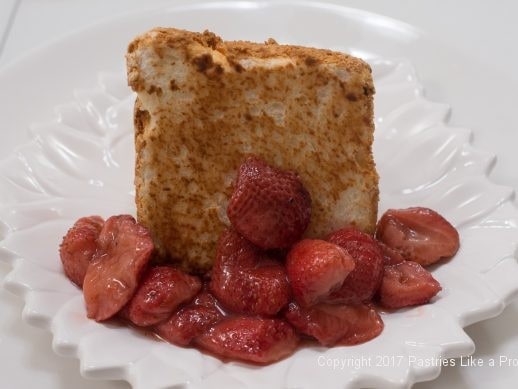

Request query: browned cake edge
[{"left": 127, "top": 28, "right": 374, "bottom": 93}]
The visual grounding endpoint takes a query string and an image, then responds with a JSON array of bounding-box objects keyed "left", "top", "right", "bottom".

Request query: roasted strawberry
[
  {"left": 378, "top": 260, "right": 442, "bottom": 309},
  {"left": 286, "top": 239, "right": 355, "bottom": 307},
  {"left": 285, "top": 302, "right": 350, "bottom": 346},
  {"left": 196, "top": 316, "right": 299, "bottom": 364},
  {"left": 191, "top": 289, "right": 221, "bottom": 308},
  {"left": 338, "top": 304, "right": 384, "bottom": 346},
  {"left": 377, "top": 241, "right": 405, "bottom": 266},
  {"left": 326, "top": 228, "right": 384, "bottom": 304},
  {"left": 155, "top": 291, "right": 223, "bottom": 346},
  {"left": 285, "top": 302, "right": 383, "bottom": 346},
  {"left": 59, "top": 216, "right": 104, "bottom": 287},
  {"left": 83, "top": 215, "right": 154, "bottom": 321},
  {"left": 210, "top": 229, "right": 290, "bottom": 315},
  {"left": 376, "top": 207, "right": 460, "bottom": 266},
  {"left": 227, "top": 155, "right": 311, "bottom": 249},
  {"left": 124, "top": 266, "right": 201, "bottom": 327}
]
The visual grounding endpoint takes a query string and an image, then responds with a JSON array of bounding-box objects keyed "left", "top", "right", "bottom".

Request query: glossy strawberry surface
[
  {"left": 338, "top": 303, "right": 384, "bottom": 346},
  {"left": 124, "top": 266, "right": 201, "bottom": 327},
  {"left": 196, "top": 316, "right": 299, "bottom": 364},
  {"left": 326, "top": 228, "right": 384, "bottom": 305},
  {"left": 376, "top": 207, "right": 460, "bottom": 266},
  {"left": 377, "top": 241, "right": 405, "bottom": 266},
  {"left": 285, "top": 302, "right": 383, "bottom": 346},
  {"left": 286, "top": 239, "right": 355, "bottom": 307},
  {"left": 210, "top": 229, "right": 289, "bottom": 315},
  {"left": 83, "top": 215, "right": 153, "bottom": 321},
  {"left": 378, "top": 260, "right": 442, "bottom": 309},
  {"left": 59, "top": 216, "right": 104, "bottom": 288},
  {"left": 155, "top": 291, "right": 223, "bottom": 346}
]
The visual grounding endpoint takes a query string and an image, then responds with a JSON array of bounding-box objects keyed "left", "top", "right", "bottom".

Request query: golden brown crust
[{"left": 127, "top": 27, "right": 378, "bottom": 273}]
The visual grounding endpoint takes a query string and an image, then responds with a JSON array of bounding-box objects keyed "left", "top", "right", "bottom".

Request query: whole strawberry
[
  {"left": 326, "top": 227, "right": 384, "bottom": 305},
  {"left": 227, "top": 155, "right": 311, "bottom": 249}
]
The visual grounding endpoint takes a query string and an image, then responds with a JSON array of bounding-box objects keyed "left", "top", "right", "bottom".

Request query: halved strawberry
[
  {"left": 376, "top": 207, "right": 460, "bottom": 266},
  {"left": 209, "top": 229, "right": 290, "bottom": 315},
  {"left": 59, "top": 216, "right": 104, "bottom": 287},
  {"left": 196, "top": 316, "right": 299, "bottom": 364},
  {"left": 227, "top": 155, "right": 311, "bottom": 249},
  {"left": 378, "top": 260, "right": 442, "bottom": 309},
  {"left": 286, "top": 239, "right": 355, "bottom": 307},
  {"left": 155, "top": 291, "right": 223, "bottom": 346},
  {"left": 338, "top": 304, "right": 384, "bottom": 346},
  {"left": 285, "top": 302, "right": 383, "bottom": 346},
  {"left": 377, "top": 241, "right": 405, "bottom": 266},
  {"left": 124, "top": 266, "right": 201, "bottom": 327},
  {"left": 83, "top": 215, "right": 153, "bottom": 321},
  {"left": 326, "top": 228, "right": 384, "bottom": 304}
]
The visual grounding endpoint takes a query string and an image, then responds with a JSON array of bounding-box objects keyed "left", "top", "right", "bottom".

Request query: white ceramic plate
[{"left": 1, "top": 2, "right": 518, "bottom": 389}]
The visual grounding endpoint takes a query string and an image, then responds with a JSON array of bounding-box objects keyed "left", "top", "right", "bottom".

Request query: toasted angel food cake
[{"left": 126, "top": 28, "right": 378, "bottom": 273}]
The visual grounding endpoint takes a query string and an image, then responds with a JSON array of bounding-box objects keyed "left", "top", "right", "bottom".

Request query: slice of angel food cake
[{"left": 126, "top": 27, "right": 378, "bottom": 273}]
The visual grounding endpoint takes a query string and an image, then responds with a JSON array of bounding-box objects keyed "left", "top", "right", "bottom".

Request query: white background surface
[{"left": 0, "top": 1, "right": 517, "bottom": 388}]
